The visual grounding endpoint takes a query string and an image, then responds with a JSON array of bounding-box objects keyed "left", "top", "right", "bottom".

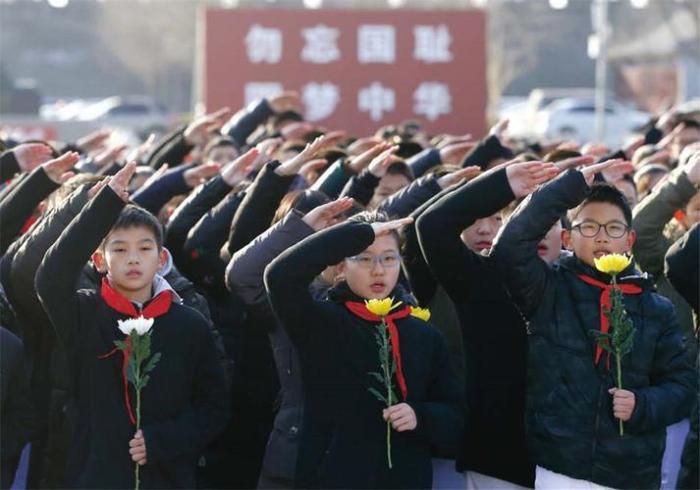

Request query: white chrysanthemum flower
[{"left": 117, "top": 316, "right": 154, "bottom": 336}]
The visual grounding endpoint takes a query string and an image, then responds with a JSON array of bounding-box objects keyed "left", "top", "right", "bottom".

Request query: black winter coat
[
  {"left": 265, "top": 221, "right": 465, "bottom": 489},
  {"left": 491, "top": 169, "right": 697, "bottom": 489},
  {"left": 35, "top": 187, "right": 228, "bottom": 489},
  {"left": 416, "top": 168, "right": 533, "bottom": 486}
]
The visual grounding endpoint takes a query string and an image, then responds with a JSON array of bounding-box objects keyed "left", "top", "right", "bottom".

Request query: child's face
[
  {"left": 460, "top": 212, "right": 503, "bottom": 254},
  {"left": 562, "top": 202, "right": 636, "bottom": 268},
  {"left": 339, "top": 234, "right": 401, "bottom": 300},
  {"left": 93, "top": 226, "right": 166, "bottom": 301}
]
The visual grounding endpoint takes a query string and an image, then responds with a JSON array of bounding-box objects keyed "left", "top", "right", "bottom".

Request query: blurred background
[{"left": 1, "top": 0, "right": 699, "bottom": 147}]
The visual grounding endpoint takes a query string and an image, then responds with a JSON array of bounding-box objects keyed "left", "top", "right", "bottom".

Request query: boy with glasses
[{"left": 491, "top": 163, "right": 696, "bottom": 489}]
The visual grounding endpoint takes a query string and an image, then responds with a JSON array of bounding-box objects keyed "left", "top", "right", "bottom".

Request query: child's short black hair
[
  {"left": 101, "top": 205, "right": 163, "bottom": 250},
  {"left": 203, "top": 136, "right": 238, "bottom": 157},
  {"left": 567, "top": 184, "right": 633, "bottom": 227}
]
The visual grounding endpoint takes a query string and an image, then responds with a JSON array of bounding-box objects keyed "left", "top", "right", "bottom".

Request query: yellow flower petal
[
  {"left": 594, "top": 253, "right": 632, "bottom": 276},
  {"left": 365, "top": 297, "right": 402, "bottom": 317},
  {"left": 410, "top": 306, "right": 431, "bottom": 322}
]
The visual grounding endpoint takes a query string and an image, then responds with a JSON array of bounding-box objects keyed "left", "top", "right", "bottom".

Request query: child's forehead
[
  {"left": 577, "top": 201, "right": 626, "bottom": 222},
  {"left": 106, "top": 225, "right": 158, "bottom": 243}
]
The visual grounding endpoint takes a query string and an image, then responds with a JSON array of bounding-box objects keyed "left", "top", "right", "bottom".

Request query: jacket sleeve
[
  {"left": 223, "top": 160, "right": 294, "bottom": 259},
  {"left": 408, "top": 327, "right": 465, "bottom": 455},
  {"left": 627, "top": 299, "right": 697, "bottom": 434},
  {"left": 0, "top": 167, "right": 60, "bottom": 256},
  {"left": 310, "top": 158, "right": 352, "bottom": 199},
  {"left": 377, "top": 176, "right": 442, "bottom": 219},
  {"left": 35, "top": 187, "right": 126, "bottom": 348},
  {"left": 146, "top": 131, "right": 194, "bottom": 171},
  {"left": 417, "top": 168, "right": 513, "bottom": 302},
  {"left": 665, "top": 223, "right": 699, "bottom": 313},
  {"left": 142, "top": 319, "right": 229, "bottom": 462},
  {"left": 164, "top": 176, "right": 232, "bottom": 276},
  {"left": 8, "top": 186, "right": 90, "bottom": 343},
  {"left": 264, "top": 221, "right": 375, "bottom": 341},
  {"left": 406, "top": 148, "right": 441, "bottom": 179},
  {"left": 184, "top": 190, "right": 245, "bottom": 291},
  {"left": 632, "top": 168, "right": 698, "bottom": 276},
  {"left": 460, "top": 135, "right": 513, "bottom": 170},
  {"left": 131, "top": 164, "right": 193, "bottom": 215},
  {"left": 222, "top": 99, "right": 275, "bottom": 149},
  {"left": 490, "top": 169, "right": 588, "bottom": 319},
  {"left": 143, "top": 124, "right": 187, "bottom": 169},
  {"left": 0, "top": 151, "right": 21, "bottom": 181},
  {"left": 226, "top": 210, "right": 313, "bottom": 306},
  {"left": 339, "top": 169, "right": 380, "bottom": 207}
]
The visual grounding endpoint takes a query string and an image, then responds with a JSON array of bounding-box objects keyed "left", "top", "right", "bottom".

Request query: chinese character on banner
[
  {"left": 358, "top": 82, "right": 395, "bottom": 121},
  {"left": 245, "top": 24, "right": 282, "bottom": 64},
  {"left": 357, "top": 25, "right": 396, "bottom": 64},
  {"left": 301, "top": 24, "right": 341, "bottom": 64},
  {"left": 244, "top": 82, "right": 284, "bottom": 105},
  {"left": 413, "top": 82, "right": 452, "bottom": 121},
  {"left": 413, "top": 25, "right": 453, "bottom": 63},
  {"left": 302, "top": 82, "right": 341, "bottom": 121}
]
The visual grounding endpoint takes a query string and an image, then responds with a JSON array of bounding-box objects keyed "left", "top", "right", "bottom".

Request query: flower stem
[
  {"left": 616, "top": 351, "right": 624, "bottom": 436},
  {"left": 135, "top": 356, "right": 141, "bottom": 490}
]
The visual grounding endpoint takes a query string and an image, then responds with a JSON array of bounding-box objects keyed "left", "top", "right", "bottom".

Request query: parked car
[
  {"left": 534, "top": 97, "right": 650, "bottom": 147},
  {"left": 76, "top": 96, "right": 172, "bottom": 138}
]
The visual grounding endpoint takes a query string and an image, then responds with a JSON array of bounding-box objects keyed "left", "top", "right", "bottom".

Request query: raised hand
[
  {"left": 601, "top": 160, "right": 635, "bottom": 183},
  {"left": 280, "top": 122, "right": 315, "bottom": 141},
  {"left": 12, "top": 143, "right": 53, "bottom": 172},
  {"left": 139, "top": 163, "right": 169, "bottom": 190},
  {"left": 580, "top": 158, "right": 627, "bottom": 186},
  {"left": 302, "top": 197, "right": 354, "bottom": 231},
  {"left": 437, "top": 166, "right": 481, "bottom": 189},
  {"left": 439, "top": 141, "right": 476, "bottom": 167},
  {"left": 268, "top": 91, "right": 301, "bottom": 113},
  {"left": 42, "top": 151, "right": 80, "bottom": 184},
  {"left": 184, "top": 107, "right": 232, "bottom": 146},
  {"left": 299, "top": 158, "right": 328, "bottom": 184},
  {"left": 275, "top": 132, "right": 342, "bottom": 176},
  {"left": 368, "top": 146, "right": 399, "bottom": 178},
  {"left": 370, "top": 217, "right": 413, "bottom": 238},
  {"left": 347, "top": 141, "right": 393, "bottom": 174},
  {"left": 435, "top": 133, "right": 471, "bottom": 150},
  {"left": 221, "top": 148, "right": 259, "bottom": 186},
  {"left": 505, "top": 161, "right": 560, "bottom": 198},
  {"left": 682, "top": 149, "right": 700, "bottom": 185},
  {"left": 107, "top": 161, "right": 137, "bottom": 202},
  {"left": 183, "top": 162, "right": 222, "bottom": 188},
  {"left": 489, "top": 118, "right": 509, "bottom": 140},
  {"left": 552, "top": 155, "right": 596, "bottom": 172}
]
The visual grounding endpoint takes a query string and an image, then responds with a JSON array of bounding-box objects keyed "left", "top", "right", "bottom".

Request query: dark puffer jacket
[{"left": 491, "top": 169, "right": 697, "bottom": 489}]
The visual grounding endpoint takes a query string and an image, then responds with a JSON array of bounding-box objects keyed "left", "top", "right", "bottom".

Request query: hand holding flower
[
  {"left": 608, "top": 388, "right": 636, "bottom": 422},
  {"left": 129, "top": 430, "right": 147, "bottom": 466},
  {"left": 383, "top": 403, "right": 417, "bottom": 432}
]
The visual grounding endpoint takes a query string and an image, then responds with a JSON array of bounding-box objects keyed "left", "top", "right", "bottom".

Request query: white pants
[
  {"left": 535, "top": 466, "right": 616, "bottom": 490},
  {"left": 431, "top": 458, "right": 465, "bottom": 489},
  {"left": 465, "top": 471, "right": 529, "bottom": 489}
]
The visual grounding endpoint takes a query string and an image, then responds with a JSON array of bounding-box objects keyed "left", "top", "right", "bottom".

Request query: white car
[
  {"left": 76, "top": 96, "right": 173, "bottom": 138},
  {"left": 534, "top": 97, "right": 650, "bottom": 147}
]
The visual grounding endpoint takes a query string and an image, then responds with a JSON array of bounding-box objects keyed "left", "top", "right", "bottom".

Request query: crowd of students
[{"left": 0, "top": 90, "right": 698, "bottom": 490}]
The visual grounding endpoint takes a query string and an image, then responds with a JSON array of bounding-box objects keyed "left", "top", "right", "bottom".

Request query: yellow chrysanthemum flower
[
  {"left": 410, "top": 306, "right": 431, "bottom": 322},
  {"left": 365, "top": 297, "right": 402, "bottom": 317},
  {"left": 594, "top": 253, "right": 632, "bottom": 276}
]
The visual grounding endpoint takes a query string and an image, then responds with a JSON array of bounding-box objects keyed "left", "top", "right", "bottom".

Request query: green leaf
[
  {"left": 143, "top": 352, "right": 162, "bottom": 373},
  {"left": 368, "top": 387, "right": 388, "bottom": 404},
  {"left": 113, "top": 340, "right": 128, "bottom": 351},
  {"left": 138, "top": 374, "right": 150, "bottom": 390},
  {"left": 367, "top": 371, "right": 385, "bottom": 385}
]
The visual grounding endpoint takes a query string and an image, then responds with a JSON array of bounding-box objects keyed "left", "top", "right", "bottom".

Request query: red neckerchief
[
  {"left": 577, "top": 274, "right": 642, "bottom": 369},
  {"left": 344, "top": 301, "right": 412, "bottom": 400},
  {"left": 98, "top": 277, "right": 173, "bottom": 425}
]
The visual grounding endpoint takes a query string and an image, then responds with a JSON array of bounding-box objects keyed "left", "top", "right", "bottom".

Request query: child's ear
[
  {"left": 561, "top": 229, "right": 574, "bottom": 251},
  {"left": 625, "top": 229, "right": 637, "bottom": 250},
  {"left": 91, "top": 250, "right": 107, "bottom": 273},
  {"left": 159, "top": 248, "right": 168, "bottom": 269}
]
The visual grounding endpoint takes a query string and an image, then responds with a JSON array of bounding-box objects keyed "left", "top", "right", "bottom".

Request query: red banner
[{"left": 204, "top": 8, "right": 486, "bottom": 137}]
